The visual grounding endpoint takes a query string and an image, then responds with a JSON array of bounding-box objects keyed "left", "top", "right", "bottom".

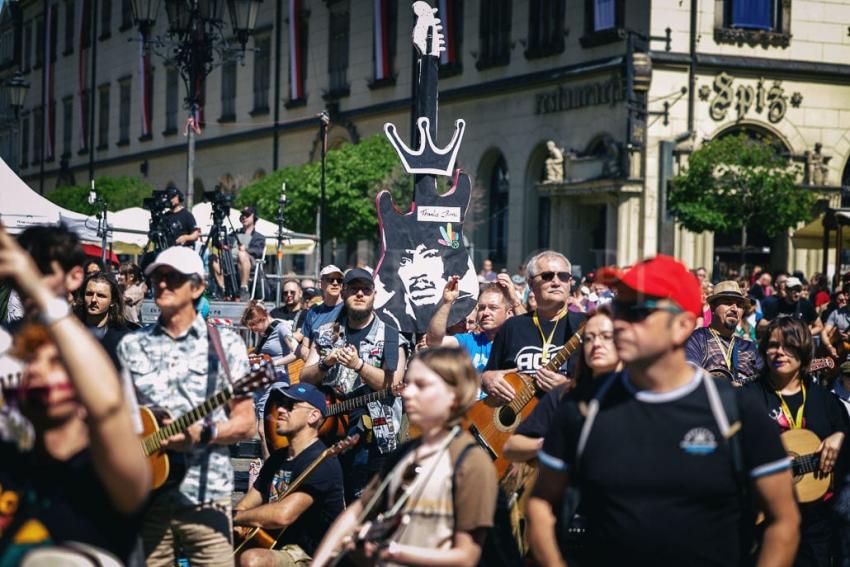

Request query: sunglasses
[
  {"left": 276, "top": 399, "right": 312, "bottom": 412},
  {"left": 323, "top": 277, "right": 343, "bottom": 285},
  {"left": 283, "top": 290, "right": 299, "bottom": 296},
  {"left": 151, "top": 270, "right": 191, "bottom": 287},
  {"left": 612, "top": 299, "right": 683, "bottom": 322},
  {"left": 535, "top": 271, "right": 571, "bottom": 283},
  {"left": 344, "top": 286, "right": 374, "bottom": 296}
]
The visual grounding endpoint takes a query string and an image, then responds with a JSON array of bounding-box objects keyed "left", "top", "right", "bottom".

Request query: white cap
[
  {"left": 144, "top": 246, "right": 205, "bottom": 279},
  {"left": 320, "top": 264, "right": 343, "bottom": 277},
  {"left": 785, "top": 276, "right": 803, "bottom": 289}
]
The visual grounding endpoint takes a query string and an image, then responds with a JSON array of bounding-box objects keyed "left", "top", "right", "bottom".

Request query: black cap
[
  {"left": 241, "top": 206, "right": 257, "bottom": 218},
  {"left": 270, "top": 383, "right": 327, "bottom": 416},
  {"left": 302, "top": 287, "right": 320, "bottom": 300},
  {"left": 166, "top": 187, "right": 183, "bottom": 200},
  {"left": 343, "top": 268, "right": 374, "bottom": 288}
]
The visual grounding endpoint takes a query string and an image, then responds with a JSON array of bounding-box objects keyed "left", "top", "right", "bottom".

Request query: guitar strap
[
  {"left": 198, "top": 324, "right": 225, "bottom": 503},
  {"left": 731, "top": 338, "right": 740, "bottom": 384}
]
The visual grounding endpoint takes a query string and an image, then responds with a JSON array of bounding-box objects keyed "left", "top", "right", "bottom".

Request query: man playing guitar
[
  {"left": 481, "top": 251, "right": 584, "bottom": 402},
  {"left": 234, "top": 383, "right": 345, "bottom": 566},
  {"left": 822, "top": 291, "right": 850, "bottom": 360}
]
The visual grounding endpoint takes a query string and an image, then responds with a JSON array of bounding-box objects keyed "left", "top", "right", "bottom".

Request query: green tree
[
  {"left": 47, "top": 176, "right": 156, "bottom": 215},
  {"left": 669, "top": 134, "right": 815, "bottom": 264},
  {"left": 237, "top": 134, "right": 401, "bottom": 240}
]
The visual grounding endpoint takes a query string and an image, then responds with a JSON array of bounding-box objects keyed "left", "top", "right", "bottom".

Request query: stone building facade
[{"left": 2, "top": 0, "right": 848, "bottom": 276}]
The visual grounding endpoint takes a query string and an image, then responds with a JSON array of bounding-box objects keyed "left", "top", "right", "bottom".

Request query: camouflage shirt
[{"left": 117, "top": 314, "right": 250, "bottom": 505}]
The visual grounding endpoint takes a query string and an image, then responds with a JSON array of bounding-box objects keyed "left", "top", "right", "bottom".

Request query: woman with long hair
[
  {"left": 117, "top": 262, "right": 147, "bottom": 325},
  {"left": 749, "top": 316, "right": 849, "bottom": 566},
  {"left": 312, "top": 346, "right": 499, "bottom": 567}
]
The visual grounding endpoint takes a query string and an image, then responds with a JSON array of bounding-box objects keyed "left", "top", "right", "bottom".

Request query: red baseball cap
[{"left": 596, "top": 255, "right": 702, "bottom": 317}]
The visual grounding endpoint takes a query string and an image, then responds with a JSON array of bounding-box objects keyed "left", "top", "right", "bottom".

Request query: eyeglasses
[
  {"left": 322, "top": 277, "right": 343, "bottom": 285},
  {"left": 612, "top": 300, "right": 683, "bottom": 322},
  {"left": 283, "top": 290, "right": 299, "bottom": 296},
  {"left": 344, "top": 286, "right": 374, "bottom": 296},
  {"left": 151, "top": 270, "right": 191, "bottom": 288},
  {"left": 534, "top": 271, "right": 571, "bottom": 283},
  {"left": 276, "top": 399, "right": 312, "bottom": 412},
  {"left": 582, "top": 332, "right": 614, "bottom": 344}
]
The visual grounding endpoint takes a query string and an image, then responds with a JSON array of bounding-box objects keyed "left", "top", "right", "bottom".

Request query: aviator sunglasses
[{"left": 534, "top": 271, "right": 571, "bottom": 283}]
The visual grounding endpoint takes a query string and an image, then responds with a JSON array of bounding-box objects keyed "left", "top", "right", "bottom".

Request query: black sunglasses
[
  {"left": 323, "top": 277, "right": 343, "bottom": 285},
  {"left": 151, "top": 270, "right": 191, "bottom": 287},
  {"left": 612, "top": 299, "right": 683, "bottom": 322},
  {"left": 535, "top": 271, "right": 571, "bottom": 283},
  {"left": 344, "top": 286, "right": 374, "bottom": 296}
]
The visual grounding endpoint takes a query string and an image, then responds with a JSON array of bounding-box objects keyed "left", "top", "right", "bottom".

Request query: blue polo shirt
[{"left": 454, "top": 331, "right": 492, "bottom": 373}]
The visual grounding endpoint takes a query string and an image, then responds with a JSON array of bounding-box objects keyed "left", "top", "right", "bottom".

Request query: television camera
[{"left": 142, "top": 190, "right": 174, "bottom": 251}]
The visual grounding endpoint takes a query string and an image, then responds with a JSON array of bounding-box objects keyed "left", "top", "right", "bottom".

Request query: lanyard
[
  {"left": 774, "top": 381, "right": 807, "bottom": 429},
  {"left": 532, "top": 308, "right": 566, "bottom": 365},
  {"left": 708, "top": 328, "right": 736, "bottom": 371}
]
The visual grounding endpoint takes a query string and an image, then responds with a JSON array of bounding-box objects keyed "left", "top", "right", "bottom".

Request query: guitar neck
[
  {"left": 141, "top": 388, "right": 233, "bottom": 454},
  {"left": 791, "top": 453, "right": 821, "bottom": 476},
  {"left": 327, "top": 387, "right": 392, "bottom": 417}
]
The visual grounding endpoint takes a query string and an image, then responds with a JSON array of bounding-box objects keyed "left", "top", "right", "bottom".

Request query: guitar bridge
[{"left": 468, "top": 424, "right": 498, "bottom": 461}]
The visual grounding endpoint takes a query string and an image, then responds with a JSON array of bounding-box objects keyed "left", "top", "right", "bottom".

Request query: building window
[
  {"left": 64, "top": 0, "right": 75, "bottom": 55},
  {"left": 714, "top": 0, "right": 791, "bottom": 47},
  {"left": 580, "top": 0, "right": 625, "bottom": 47},
  {"left": 140, "top": 67, "right": 154, "bottom": 140},
  {"left": 120, "top": 0, "right": 133, "bottom": 30},
  {"left": 526, "top": 0, "right": 564, "bottom": 59},
  {"left": 326, "top": 0, "right": 350, "bottom": 99},
  {"left": 21, "top": 114, "right": 29, "bottom": 167},
  {"left": 34, "top": 16, "right": 44, "bottom": 69},
  {"left": 97, "top": 84, "right": 109, "bottom": 150},
  {"left": 100, "top": 0, "right": 111, "bottom": 39},
  {"left": 438, "top": 0, "right": 463, "bottom": 76},
  {"left": 23, "top": 23, "right": 32, "bottom": 72},
  {"left": 251, "top": 35, "right": 270, "bottom": 113},
  {"left": 118, "top": 78, "right": 130, "bottom": 144},
  {"left": 165, "top": 67, "right": 178, "bottom": 134},
  {"left": 488, "top": 156, "right": 510, "bottom": 264},
  {"left": 33, "top": 107, "right": 43, "bottom": 163},
  {"left": 369, "top": 0, "right": 397, "bottom": 87},
  {"left": 477, "top": 0, "right": 511, "bottom": 70},
  {"left": 62, "top": 96, "right": 73, "bottom": 157},
  {"left": 50, "top": 7, "right": 58, "bottom": 62},
  {"left": 220, "top": 61, "right": 236, "bottom": 121}
]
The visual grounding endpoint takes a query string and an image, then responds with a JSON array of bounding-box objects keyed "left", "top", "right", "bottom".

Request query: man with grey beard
[
  {"left": 300, "top": 268, "right": 405, "bottom": 503},
  {"left": 685, "top": 280, "right": 764, "bottom": 384}
]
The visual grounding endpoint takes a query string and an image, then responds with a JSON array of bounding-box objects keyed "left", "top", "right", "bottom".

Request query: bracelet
[
  {"left": 199, "top": 422, "right": 217, "bottom": 447},
  {"left": 318, "top": 359, "right": 331, "bottom": 373},
  {"left": 355, "top": 359, "right": 365, "bottom": 373},
  {"left": 39, "top": 297, "right": 71, "bottom": 326}
]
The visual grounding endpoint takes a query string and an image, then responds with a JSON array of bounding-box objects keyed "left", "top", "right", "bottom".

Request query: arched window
[{"left": 489, "top": 156, "right": 510, "bottom": 264}]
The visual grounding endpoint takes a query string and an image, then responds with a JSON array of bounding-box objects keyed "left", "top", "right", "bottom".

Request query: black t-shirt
[
  {"left": 164, "top": 208, "right": 197, "bottom": 246},
  {"left": 269, "top": 307, "right": 307, "bottom": 332},
  {"left": 485, "top": 311, "right": 585, "bottom": 374},
  {"left": 515, "top": 384, "right": 568, "bottom": 437},
  {"left": 0, "top": 443, "right": 140, "bottom": 563},
  {"left": 253, "top": 440, "right": 345, "bottom": 556},
  {"left": 541, "top": 370, "right": 789, "bottom": 567},
  {"left": 761, "top": 296, "right": 817, "bottom": 324}
]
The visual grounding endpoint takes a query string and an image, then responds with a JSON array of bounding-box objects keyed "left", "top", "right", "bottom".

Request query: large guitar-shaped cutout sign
[{"left": 374, "top": 1, "right": 478, "bottom": 334}]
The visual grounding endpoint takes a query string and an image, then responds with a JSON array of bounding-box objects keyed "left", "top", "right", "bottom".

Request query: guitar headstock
[
  {"left": 391, "top": 383, "right": 406, "bottom": 397},
  {"left": 233, "top": 358, "right": 276, "bottom": 397},
  {"left": 327, "top": 434, "right": 360, "bottom": 458},
  {"left": 412, "top": 1, "right": 445, "bottom": 57},
  {"left": 810, "top": 357, "right": 835, "bottom": 372}
]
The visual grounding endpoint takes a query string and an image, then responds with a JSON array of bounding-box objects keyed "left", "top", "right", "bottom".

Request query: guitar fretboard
[
  {"left": 141, "top": 388, "right": 233, "bottom": 456},
  {"left": 327, "top": 387, "right": 393, "bottom": 417},
  {"left": 791, "top": 453, "right": 821, "bottom": 476},
  {"left": 506, "top": 322, "right": 586, "bottom": 415}
]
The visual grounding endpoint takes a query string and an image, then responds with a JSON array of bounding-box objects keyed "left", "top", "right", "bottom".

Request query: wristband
[
  {"left": 318, "top": 358, "right": 332, "bottom": 373},
  {"left": 355, "top": 359, "right": 365, "bottom": 373},
  {"left": 199, "top": 422, "right": 217, "bottom": 447},
  {"left": 39, "top": 297, "right": 71, "bottom": 326}
]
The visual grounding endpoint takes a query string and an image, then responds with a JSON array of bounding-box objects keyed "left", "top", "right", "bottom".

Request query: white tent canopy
[{"left": 0, "top": 158, "right": 107, "bottom": 242}]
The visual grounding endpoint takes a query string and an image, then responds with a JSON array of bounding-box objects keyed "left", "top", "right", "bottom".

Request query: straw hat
[{"left": 706, "top": 280, "right": 750, "bottom": 306}]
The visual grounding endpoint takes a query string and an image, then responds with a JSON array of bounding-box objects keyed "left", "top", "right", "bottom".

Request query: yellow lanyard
[
  {"left": 709, "top": 328, "right": 736, "bottom": 371},
  {"left": 532, "top": 308, "right": 566, "bottom": 365},
  {"left": 775, "top": 381, "right": 807, "bottom": 429}
]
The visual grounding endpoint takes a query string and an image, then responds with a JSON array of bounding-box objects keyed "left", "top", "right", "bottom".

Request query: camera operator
[
  {"left": 210, "top": 205, "right": 265, "bottom": 301},
  {"left": 164, "top": 187, "right": 199, "bottom": 248}
]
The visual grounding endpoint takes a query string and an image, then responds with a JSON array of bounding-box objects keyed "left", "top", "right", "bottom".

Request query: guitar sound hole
[{"left": 497, "top": 406, "right": 517, "bottom": 428}]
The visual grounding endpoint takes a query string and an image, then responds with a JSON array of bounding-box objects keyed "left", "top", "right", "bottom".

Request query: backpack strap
[
  {"left": 450, "top": 441, "right": 478, "bottom": 532},
  {"left": 702, "top": 371, "right": 744, "bottom": 481}
]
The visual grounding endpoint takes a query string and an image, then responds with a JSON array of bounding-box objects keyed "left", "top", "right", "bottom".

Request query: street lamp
[
  {"left": 5, "top": 71, "right": 30, "bottom": 117},
  {"left": 131, "top": 0, "right": 261, "bottom": 207}
]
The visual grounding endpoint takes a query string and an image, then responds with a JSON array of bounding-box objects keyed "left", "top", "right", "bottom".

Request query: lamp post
[
  {"left": 130, "top": 0, "right": 261, "bottom": 208},
  {"left": 5, "top": 71, "right": 30, "bottom": 118}
]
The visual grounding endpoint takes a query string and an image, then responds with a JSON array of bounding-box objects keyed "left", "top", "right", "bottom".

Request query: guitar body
[
  {"left": 139, "top": 406, "right": 174, "bottom": 490},
  {"left": 463, "top": 372, "right": 540, "bottom": 478},
  {"left": 783, "top": 428, "right": 832, "bottom": 503},
  {"left": 233, "top": 527, "right": 279, "bottom": 561}
]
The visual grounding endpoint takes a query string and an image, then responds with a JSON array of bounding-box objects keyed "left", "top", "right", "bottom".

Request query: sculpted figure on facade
[
  {"left": 543, "top": 141, "right": 564, "bottom": 183},
  {"left": 805, "top": 143, "right": 831, "bottom": 186}
]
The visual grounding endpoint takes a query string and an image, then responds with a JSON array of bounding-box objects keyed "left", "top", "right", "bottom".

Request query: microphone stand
[
  {"left": 275, "top": 183, "right": 287, "bottom": 307},
  {"left": 89, "top": 180, "right": 108, "bottom": 267}
]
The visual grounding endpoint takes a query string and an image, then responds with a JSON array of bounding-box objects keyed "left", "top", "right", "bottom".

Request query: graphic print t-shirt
[
  {"left": 253, "top": 441, "right": 345, "bottom": 556},
  {"left": 540, "top": 370, "right": 789, "bottom": 567},
  {"left": 485, "top": 311, "right": 584, "bottom": 374}
]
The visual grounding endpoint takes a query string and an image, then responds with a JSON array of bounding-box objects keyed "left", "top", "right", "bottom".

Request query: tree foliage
[
  {"left": 46, "top": 176, "right": 156, "bottom": 215},
  {"left": 237, "top": 134, "right": 402, "bottom": 241},
  {"left": 670, "top": 134, "right": 814, "bottom": 237}
]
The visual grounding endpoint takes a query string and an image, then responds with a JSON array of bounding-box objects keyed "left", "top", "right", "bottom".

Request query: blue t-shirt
[
  {"left": 455, "top": 332, "right": 492, "bottom": 373},
  {"left": 301, "top": 302, "right": 344, "bottom": 343}
]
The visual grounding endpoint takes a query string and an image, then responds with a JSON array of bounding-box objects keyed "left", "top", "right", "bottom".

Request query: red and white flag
[
  {"left": 139, "top": 35, "right": 151, "bottom": 137},
  {"left": 77, "top": 0, "right": 90, "bottom": 148},
  {"left": 288, "top": 0, "right": 303, "bottom": 100},
  {"left": 44, "top": 4, "right": 55, "bottom": 159},
  {"left": 373, "top": 0, "right": 391, "bottom": 81},
  {"left": 438, "top": 0, "right": 456, "bottom": 66}
]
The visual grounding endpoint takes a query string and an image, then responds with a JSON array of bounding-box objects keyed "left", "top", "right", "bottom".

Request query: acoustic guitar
[
  {"left": 139, "top": 357, "right": 276, "bottom": 490},
  {"left": 463, "top": 322, "right": 586, "bottom": 477},
  {"left": 233, "top": 434, "right": 360, "bottom": 556},
  {"left": 707, "top": 357, "right": 835, "bottom": 385},
  {"left": 264, "top": 384, "right": 405, "bottom": 451},
  {"left": 782, "top": 428, "right": 832, "bottom": 503}
]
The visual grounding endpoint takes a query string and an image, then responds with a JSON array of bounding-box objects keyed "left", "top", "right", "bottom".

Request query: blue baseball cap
[{"left": 272, "top": 382, "right": 327, "bottom": 416}]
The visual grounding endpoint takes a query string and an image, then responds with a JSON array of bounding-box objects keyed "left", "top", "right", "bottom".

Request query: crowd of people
[{"left": 2, "top": 221, "right": 850, "bottom": 567}]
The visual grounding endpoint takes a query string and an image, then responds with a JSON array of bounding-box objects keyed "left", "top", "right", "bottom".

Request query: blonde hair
[{"left": 411, "top": 347, "right": 479, "bottom": 426}]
